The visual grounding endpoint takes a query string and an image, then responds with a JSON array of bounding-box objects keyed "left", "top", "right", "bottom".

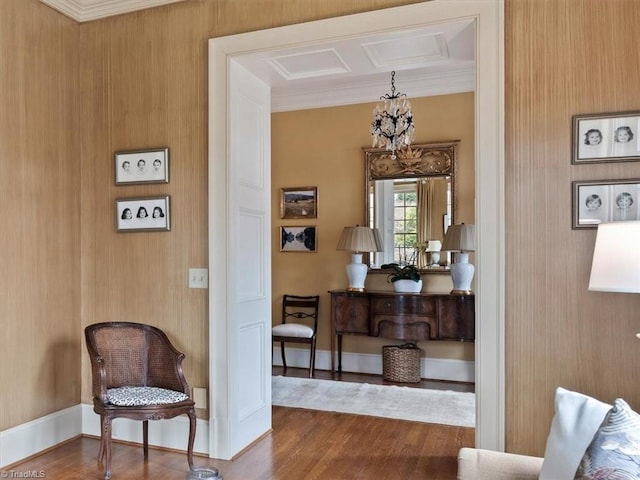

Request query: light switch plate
[{"left": 188, "top": 268, "right": 208, "bottom": 289}]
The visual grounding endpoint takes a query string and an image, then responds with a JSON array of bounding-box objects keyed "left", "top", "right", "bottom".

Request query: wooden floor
[{"left": 7, "top": 369, "right": 474, "bottom": 480}]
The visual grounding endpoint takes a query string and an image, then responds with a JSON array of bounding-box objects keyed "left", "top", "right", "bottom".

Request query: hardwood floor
[{"left": 6, "top": 370, "right": 474, "bottom": 479}]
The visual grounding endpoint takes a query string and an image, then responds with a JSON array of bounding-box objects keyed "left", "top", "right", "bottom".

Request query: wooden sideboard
[{"left": 329, "top": 289, "right": 475, "bottom": 373}]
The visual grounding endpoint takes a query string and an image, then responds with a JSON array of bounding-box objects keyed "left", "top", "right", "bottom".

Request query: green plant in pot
[{"left": 380, "top": 263, "right": 423, "bottom": 293}]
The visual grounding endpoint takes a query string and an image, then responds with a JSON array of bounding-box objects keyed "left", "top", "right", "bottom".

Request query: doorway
[{"left": 209, "top": 0, "right": 504, "bottom": 460}]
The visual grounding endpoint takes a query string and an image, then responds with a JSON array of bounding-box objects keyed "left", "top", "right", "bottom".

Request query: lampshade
[
  {"left": 441, "top": 224, "right": 476, "bottom": 252},
  {"left": 425, "top": 240, "right": 442, "bottom": 252},
  {"left": 589, "top": 221, "right": 640, "bottom": 293},
  {"left": 336, "top": 226, "right": 380, "bottom": 253},
  {"left": 336, "top": 226, "right": 380, "bottom": 292}
]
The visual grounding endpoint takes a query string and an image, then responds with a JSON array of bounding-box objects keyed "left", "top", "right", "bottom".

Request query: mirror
[{"left": 364, "top": 141, "right": 459, "bottom": 273}]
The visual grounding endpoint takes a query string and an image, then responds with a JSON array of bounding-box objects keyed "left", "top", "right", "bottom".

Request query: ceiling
[{"left": 39, "top": 0, "right": 475, "bottom": 112}]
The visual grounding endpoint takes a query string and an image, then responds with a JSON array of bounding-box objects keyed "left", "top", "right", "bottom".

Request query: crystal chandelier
[{"left": 371, "top": 71, "right": 415, "bottom": 159}]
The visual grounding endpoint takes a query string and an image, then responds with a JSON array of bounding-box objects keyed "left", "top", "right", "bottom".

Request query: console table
[{"left": 329, "top": 289, "right": 475, "bottom": 373}]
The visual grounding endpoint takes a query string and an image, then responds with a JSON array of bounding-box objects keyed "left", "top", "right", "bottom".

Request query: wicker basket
[{"left": 382, "top": 343, "right": 421, "bottom": 383}]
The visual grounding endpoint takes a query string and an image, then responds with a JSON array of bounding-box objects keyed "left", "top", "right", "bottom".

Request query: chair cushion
[
  {"left": 539, "top": 387, "right": 611, "bottom": 480},
  {"left": 574, "top": 398, "right": 640, "bottom": 479},
  {"left": 272, "top": 323, "right": 314, "bottom": 338},
  {"left": 106, "top": 386, "right": 189, "bottom": 406}
]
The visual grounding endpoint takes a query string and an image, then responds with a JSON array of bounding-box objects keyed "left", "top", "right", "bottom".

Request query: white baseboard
[
  {"left": 273, "top": 346, "right": 475, "bottom": 383},
  {"left": 0, "top": 405, "right": 82, "bottom": 468},
  {"left": 0, "top": 404, "right": 210, "bottom": 469}
]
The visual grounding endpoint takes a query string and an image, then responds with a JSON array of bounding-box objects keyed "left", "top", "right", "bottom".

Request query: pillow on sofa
[
  {"left": 539, "top": 387, "right": 611, "bottom": 480},
  {"left": 574, "top": 398, "right": 640, "bottom": 479}
]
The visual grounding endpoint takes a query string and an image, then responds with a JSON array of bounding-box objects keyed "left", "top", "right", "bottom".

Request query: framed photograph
[
  {"left": 572, "top": 179, "right": 640, "bottom": 229},
  {"left": 572, "top": 111, "right": 640, "bottom": 164},
  {"left": 116, "top": 196, "right": 170, "bottom": 232},
  {"left": 280, "top": 186, "right": 318, "bottom": 219},
  {"left": 280, "top": 226, "right": 317, "bottom": 252},
  {"left": 115, "top": 148, "right": 169, "bottom": 184}
]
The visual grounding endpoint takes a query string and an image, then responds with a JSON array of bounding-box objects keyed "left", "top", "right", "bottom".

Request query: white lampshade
[
  {"left": 441, "top": 224, "right": 476, "bottom": 295},
  {"left": 589, "top": 221, "right": 640, "bottom": 293},
  {"left": 337, "top": 226, "right": 380, "bottom": 292},
  {"left": 425, "top": 240, "right": 442, "bottom": 252}
]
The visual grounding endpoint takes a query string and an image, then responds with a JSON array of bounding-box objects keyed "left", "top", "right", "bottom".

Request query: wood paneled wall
[
  {"left": 506, "top": 0, "right": 640, "bottom": 455},
  {"left": 0, "top": 0, "right": 80, "bottom": 430}
]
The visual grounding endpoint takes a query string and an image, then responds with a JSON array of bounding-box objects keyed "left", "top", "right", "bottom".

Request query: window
[{"left": 393, "top": 181, "right": 417, "bottom": 264}]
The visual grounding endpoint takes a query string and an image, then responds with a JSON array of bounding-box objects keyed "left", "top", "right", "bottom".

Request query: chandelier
[{"left": 371, "top": 71, "right": 415, "bottom": 159}]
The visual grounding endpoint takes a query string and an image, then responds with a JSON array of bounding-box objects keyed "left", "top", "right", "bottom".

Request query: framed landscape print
[
  {"left": 572, "top": 179, "right": 640, "bottom": 229},
  {"left": 280, "top": 226, "right": 317, "bottom": 252},
  {"left": 572, "top": 111, "right": 640, "bottom": 164},
  {"left": 280, "top": 187, "right": 318, "bottom": 219}
]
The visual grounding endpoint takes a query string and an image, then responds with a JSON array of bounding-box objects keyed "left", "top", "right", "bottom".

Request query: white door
[{"left": 209, "top": 57, "right": 272, "bottom": 459}]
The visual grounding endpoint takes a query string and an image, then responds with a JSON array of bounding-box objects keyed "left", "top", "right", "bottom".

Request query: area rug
[{"left": 272, "top": 375, "right": 475, "bottom": 427}]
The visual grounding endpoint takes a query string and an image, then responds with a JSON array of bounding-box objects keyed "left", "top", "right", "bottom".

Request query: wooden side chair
[
  {"left": 85, "top": 321, "right": 196, "bottom": 480},
  {"left": 272, "top": 294, "right": 320, "bottom": 377}
]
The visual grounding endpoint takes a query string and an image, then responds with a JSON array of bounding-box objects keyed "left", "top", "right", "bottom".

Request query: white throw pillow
[{"left": 539, "top": 387, "right": 611, "bottom": 480}]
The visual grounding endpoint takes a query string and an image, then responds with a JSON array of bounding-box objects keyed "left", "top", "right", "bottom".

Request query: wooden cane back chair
[
  {"left": 272, "top": 294, "right": 320, "bottom": 377},
  {"left": 85, "top": 322, "right": 196, "bottom": 480}
]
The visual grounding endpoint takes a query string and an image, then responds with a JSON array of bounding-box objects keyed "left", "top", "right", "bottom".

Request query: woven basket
[{"left": 382, "top": 343, "right": 421, "bottom": 383}]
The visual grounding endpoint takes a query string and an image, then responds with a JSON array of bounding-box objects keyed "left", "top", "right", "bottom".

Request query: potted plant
[{"left": 380, "top": 263, "right": 423, "bottom": 293}]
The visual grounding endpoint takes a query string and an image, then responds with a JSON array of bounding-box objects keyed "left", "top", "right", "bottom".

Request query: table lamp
[
  {"left": 441, "top": 223, "right": 476, "bottom": 295},
  {"left": 425, "top": 239, "right": 442, "bottom": 266},
  {"left": 336, "top": 226, "right": 381, "bottom": 292},
  {"left": 589, "top": 221, "right": 640, "bottom": 293}
]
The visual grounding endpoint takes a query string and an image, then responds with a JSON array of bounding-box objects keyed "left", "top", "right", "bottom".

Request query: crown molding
[{"left": 39, "top": 0, "right": 183, "bottom": 22}]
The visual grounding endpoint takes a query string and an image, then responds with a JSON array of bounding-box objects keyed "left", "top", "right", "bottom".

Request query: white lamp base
[
  {"left": 450, "top": 252, "right": 474, "bottom": 295},
  {"left": 345, "top": 253, "right": 368, "bottom": 292}
]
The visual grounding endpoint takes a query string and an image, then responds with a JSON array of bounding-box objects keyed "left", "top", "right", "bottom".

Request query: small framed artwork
[
  {"left": 116, "top": 196, "right": 170, "bottom": 232},
  {"left": 280, "top": 186, "right": 318, "bottom": 219},
  {"left": 572, "top": 111, "right": 640, "bottom": 164},
  {"left": 572, "top": 179, "right": 640, "bottom": 229},
  {"left": 115, "top": 148, "right": 169, "bottom": 184},
  {"left": 280, "top": 226, "right": 317, "bottom": 252}
]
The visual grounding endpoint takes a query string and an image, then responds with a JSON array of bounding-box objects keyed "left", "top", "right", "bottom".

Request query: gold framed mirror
[{"left": 364, "top": 141, "right": 459, "bottom": 273}]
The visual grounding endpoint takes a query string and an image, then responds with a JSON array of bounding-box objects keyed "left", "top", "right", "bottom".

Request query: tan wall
[
  {"left": 272, "top": 93, "right": 475, "bottom": 362},
  {"left": 506, "top": 0, "right": 640, "bottom": 455},
  {"left": 4, "top": 0, "right": 640, "bottom": 458},
  {"left": 0, "top": 0, "right": 80, "bottom": 431}
]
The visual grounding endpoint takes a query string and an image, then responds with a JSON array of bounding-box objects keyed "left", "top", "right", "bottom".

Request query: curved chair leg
[
  {"left": 102, "top": 416, "right": 113, "bottom": 480},
  {"left": 187, "top": 408, "right": 196, "bottom": 470},
  {"left": 280, "top": 341, "right": 287, "bottom": 370},
  {"left": 143, "top": 420, "right": 149, "bottom": 459}
]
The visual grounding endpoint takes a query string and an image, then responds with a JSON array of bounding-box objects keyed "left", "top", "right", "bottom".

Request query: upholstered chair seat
[{"left": 271, "top": 323, "right": 314, "bottom": 338}]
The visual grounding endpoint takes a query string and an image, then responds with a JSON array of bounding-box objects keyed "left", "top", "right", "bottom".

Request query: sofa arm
[{"left": 457, "top": 447, "right": 544, "bottom": 480}]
